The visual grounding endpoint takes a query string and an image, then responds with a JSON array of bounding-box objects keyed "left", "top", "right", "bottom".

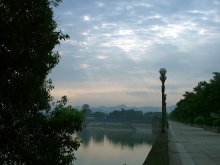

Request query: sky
[{"left": 49, "top": 0, "right": 220, "bottom": 107}]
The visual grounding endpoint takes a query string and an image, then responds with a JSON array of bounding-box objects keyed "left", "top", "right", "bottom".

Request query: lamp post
[{"left": 159, "top": 68, "right": 167, "bottom": 133}]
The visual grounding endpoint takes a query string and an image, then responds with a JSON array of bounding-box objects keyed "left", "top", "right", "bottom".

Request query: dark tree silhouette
[
  {"left": 0, "top": 0, "right": 84, "bottom": 164},
  {"left": 170, "top": 72, "right": 220, "bottom": 126}
]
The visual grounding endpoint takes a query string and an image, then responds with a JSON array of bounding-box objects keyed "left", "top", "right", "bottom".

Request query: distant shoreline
[
  {"left": 86, "top": 126, "right": 135, "bottom": 132},
  {"left": 85, "top": 121, "right": 152, "bottom": 132}
]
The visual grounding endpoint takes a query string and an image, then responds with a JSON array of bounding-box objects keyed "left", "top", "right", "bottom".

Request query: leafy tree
[
  {"left": 92, "top": 112, "right": 106, "bottom": 120},
  {"left": 193, "top": 116, "right": 205, "bottom": 124},
  {"left": 144, "top": 112, "right": 161, "bottom": 122},
  {"left": 170, "top": 72, "right": 220, "bottom": 125},
  {"left": 0, "top": 0, "right": 84, "bottom": 164},
  {"left": 108, "top": 109, "right": 143, "bottom": 121},
  {"left": 213, "top": 119, "right": 220, "bottom": 127}
]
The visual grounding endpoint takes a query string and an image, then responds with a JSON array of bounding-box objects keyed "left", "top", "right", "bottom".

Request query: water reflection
[
  {"left": 77, "top": 128, "right": 153, "bottom": 149},
  {"left": 74, "top": 124, "right": 153, "bottom": 165}
]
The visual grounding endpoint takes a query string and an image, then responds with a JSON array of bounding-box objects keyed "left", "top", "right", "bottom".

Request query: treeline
[
  {"left": 170, "top": 72, "right": 220, "bottom": 127},
  {"left": 86, "top": 109, "right": 161, "bottom": 123}
]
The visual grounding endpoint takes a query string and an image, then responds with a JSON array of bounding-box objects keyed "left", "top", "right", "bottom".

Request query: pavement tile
[
  {"left": 168, "top": 121, "right": 220, "bottom": 165},
  {"left": 189, "top": 153, "right": 207, "bottom": 159},
  {"left": 169, "top": 153, "right": 181, "bottom": 165},
  {"left": 194, "top": 158, "right": 217, "bottom": 165},
  {"left": 183, "top": 144, "right": 202, "bottom": 153}
]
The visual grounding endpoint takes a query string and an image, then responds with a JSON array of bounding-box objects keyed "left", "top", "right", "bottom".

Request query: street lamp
[{"left": 159, "top": 68, "right": 167, "bottom": 133}]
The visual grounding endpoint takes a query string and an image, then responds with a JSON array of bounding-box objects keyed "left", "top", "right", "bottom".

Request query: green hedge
[
  {"left": 193, "top": 116, "right": 205, "bottom": 124},
  {"left": 213, "top": 119, "right": 220, "bottom": 127}
]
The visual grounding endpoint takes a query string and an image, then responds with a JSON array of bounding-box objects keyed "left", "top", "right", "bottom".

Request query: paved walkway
[{"left": 168, "top": 121, "right": 220, "bottom": 165}]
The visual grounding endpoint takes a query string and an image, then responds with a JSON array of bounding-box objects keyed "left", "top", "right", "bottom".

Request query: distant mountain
[{"left": 72, "top": 104, "right": 176, "bottom": 114}]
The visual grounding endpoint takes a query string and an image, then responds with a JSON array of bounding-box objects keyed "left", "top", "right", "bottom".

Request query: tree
[
  {"left": 93, "top": 112, "right": 106, "bottom": 120},
  {"left": 170, "top": 72, "right": 220, "bottom": 125},
  {"left": 107, "top": 109, "right": 144, "bottom": 121},
  {"left": 0, "top": 0, "right": 84, "bottom": 164}
]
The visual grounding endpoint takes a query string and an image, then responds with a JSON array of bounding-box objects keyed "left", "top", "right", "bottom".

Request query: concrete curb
[
  {"left": 183, "top": 122, "right": 220, "bottom": 133},
  {"left": 143, "top": 132, "right": 169, "bottom": 165}
]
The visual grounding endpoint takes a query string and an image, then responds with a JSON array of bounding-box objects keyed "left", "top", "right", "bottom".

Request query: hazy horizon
[{"left": 71, "top": 104, "right": 175, "bottom": 108}]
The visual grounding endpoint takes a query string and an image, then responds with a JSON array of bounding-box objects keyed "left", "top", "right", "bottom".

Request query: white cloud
[
  {"left": 155, "top": 22, "right": 197, "bottom": 38},
  {"left": 150, "top": 25, "right": 160, "bottom": 31},
  {"left": 101, "top": 38, "right": 137, "bottom": 52},
  {"left": 134, "top": 3, "right": 152, "bottom": 8},
  {"left": 187, "top": 10, "right": 216, "bottom": 15},
  {"left": 83, "top": 15, "right": 90, "bottom": 21},
  {"left": 82, "top": 31, "right": 89, "bottom": 36},
  {"left": 93, "top": 26, "right": 99, "bottom": 30},
  {"left": 63, "top": 39, "right": 78, "bottom": 45},
  {"left": 96, "top": 2, "right": 104, "bottom": 7},
  {"left": 80, "top": 41, "right": 89, "bottom": 46},
  {"left": 117, "top": 29, "right": 134, "bottom": 35},
  {"left": 147, "top": 14, "right": 161, "bottom": 19},
  {"left": 80, "top": 64, "right": 90, "bottom": 69},
  {"left": 102, "top": 23, "right": 117, "bottom": 28},
  {"left": 103, "top": 33, "right": 112, "bottom": 37},
  {"left": 59, "top": 51, "right": 64, "bottom": 55},
  {"left": 199, "top": 29, "right": 207, "bottom": 35},
  {"left": 97, "top": 55, "right": 109, "bottom": 60}
]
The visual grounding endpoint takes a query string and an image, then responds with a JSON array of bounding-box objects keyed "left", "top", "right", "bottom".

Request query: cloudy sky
[{"left": 49, "top": 0, "right": 220, "bottom": 107}]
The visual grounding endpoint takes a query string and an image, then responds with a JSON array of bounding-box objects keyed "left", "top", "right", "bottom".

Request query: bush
[
  {"left": 212, "top": 119, "right": 220, "bottom": 127},
  {"left": 186, "top": 118, "right": 194, "bottom": 124},
  {"left": 204, "top": 117, "right": 214, "bottom": 126},
  {"left": 193, "top": 116, "right": 205, "bottom": 124}
]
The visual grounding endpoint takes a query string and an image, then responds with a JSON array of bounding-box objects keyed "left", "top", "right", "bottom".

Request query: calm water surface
[{"left": 74, "top": 124, "right": 153, "bottom": 165}]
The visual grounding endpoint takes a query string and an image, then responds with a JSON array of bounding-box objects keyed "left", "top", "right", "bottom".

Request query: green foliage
[
  {"left": 144, "top": 112, "right": 162, "bottom": 121},
  {"left": 213, "top": 119, "right": 220, "bottom": 127},
  {"left": 204, "top": 117, "right": 214, "bottom": 126},
  {"left": 0, "top": 0, "right": 84, "bottom": 164},
  {"left": 108, "top": 109, "right": 144, "bottom": 121},
  {"left": 193, "top": 116, "right": 205, "bottom": 124},
  {"left": 92, "top": 112, "right": 106, "bottom": 120},
  {"left": 170, "top": 72, "right": 220, "bottom": 125},
  {"left": 89, "top": 110, "right": 161, "bottom": 123}
]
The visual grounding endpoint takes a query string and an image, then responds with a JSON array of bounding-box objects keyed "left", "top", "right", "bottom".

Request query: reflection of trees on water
[
  {"left": 77, "top": 128, "right": 105, "bottom": 146},
  {"left": 107, "top": 131, "right": 152, "bottom": 149},
  {"left": 77, "top": 128, "right": 153, "bottom": 149}
]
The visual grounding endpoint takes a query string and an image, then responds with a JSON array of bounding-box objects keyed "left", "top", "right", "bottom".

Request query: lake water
[{"left": 74, "top": 123, "right": 153, "bottom": 165}]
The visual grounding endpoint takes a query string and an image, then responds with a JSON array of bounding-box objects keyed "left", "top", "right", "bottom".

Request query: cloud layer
[{"left": 49, "top": 0, "right": 220, "bottom": 106}]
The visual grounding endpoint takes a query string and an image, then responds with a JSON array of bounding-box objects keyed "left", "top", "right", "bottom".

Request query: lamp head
[
  {"left": 160, "top": 75, "right": 167, "bottom": 82},
  {"left": 159, "top": 68, "right": 167, "bottom": 76}
]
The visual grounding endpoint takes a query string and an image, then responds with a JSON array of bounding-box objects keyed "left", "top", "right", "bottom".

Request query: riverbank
[
  {"left": 143, "top": 132, "right": 169, "bottom": 165},
  {"left": 85, "top": 121, "right": 152, "bottom": 131}
]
